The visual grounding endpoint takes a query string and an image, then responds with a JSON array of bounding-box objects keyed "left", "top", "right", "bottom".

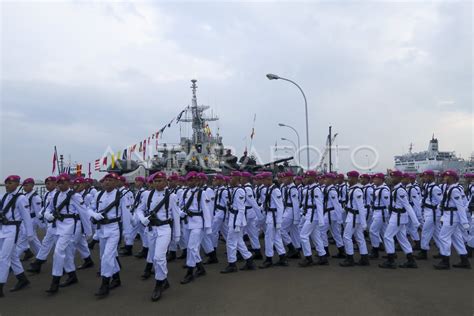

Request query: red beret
[
  {"left": 372, "top": 173, "right": 385, "bottom": 180},
  {"left": 73, "top": 177, "right": 85, "bottom": 185},
  {"left": 390, "top": 170, "right": 403, "bottom": 178},
  {"left": 23, "top": 178, "right": 35, "bottom": 185},
  {"left": 85, "top": 178, "right": 94, "bottom": 184},
  {"left": 198, "top": 173, "right": 208, "bottom": 180},
  {"left": 118, "top": 176, "right": 126, "bottom": 183},
  {"left": 464, "top": 173, "right": 474, "bottom": 179},
  {"left": 282, "top": 171, "right": 294, "bottom": 178},
  {"left": 325, "top": 173, "right": 336, "bottom": 179},
  {"left": 213, "top": 174, "right": 225, "bottom": 181},
  {"left": 168, "top": 174, "right": 179, "bottom": 181},
  {"left": 135, "top": 176, "right": 146, "bottom": 183},
  {"left": 57, "top": 173, "right": 71, "bottom": 182},
  {"left": 178, "top": 176, "right": 186, "bottom": 182},
  {"left": 5, "top": 175, "right": 21, "bottom": 183},
  {"left": 45, "top": 176, "right": 57, "bottom": 183},
  {"left": 240, "top": 171, "right": 252, "bottom": 178},
  {"left": 224, "top": 176, "right": 231, "bottom": 182},
  {"left": 260, "top": 172, "right": 273, "bottom": 179},
  {"left": 304, "top": 170, "right": 318, "bottom": 178},
  {"left": 347, "top": 171, "right": 360, "bottom": 178},
  {"left": 294, "top": 176, "right": 303, "bottom": 181},
  {"left": 360, "top": 174, "right": 370, "bottom": 180},
  {"left": 186, "top": 171, "right": 199, "bottom": 180},
  {"left": 103, "top": 173, "right": 118, "bottom": 180},
  {"left": 443, "top": 169, "right": 458, "bottom": 179},
  {"left": 422, "top": 170, "right": 435, "bottom": 177},
  {"left": 150, "top": 172, "right": 167, "bottom": 180},
  {"left": 337, "top": 173, "right": 345, "bottom": 179},
  {"left": 230, "top": 171, "right": 241, "bottom": 177}
]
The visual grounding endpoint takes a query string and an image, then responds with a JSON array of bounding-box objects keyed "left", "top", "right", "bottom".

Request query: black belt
[
  {"left": 265, "top": 208, "right": 277, "bottom": 227},
  {"left": 96, "top": 217, "right": 121, "bottom": 229},
  {"left": 423, "top": 203, "right": 438, "bottom": 224},
  {"left": 185, "top": 210, "right": 204, "bottom": 228},
  {"left": 284, "top": 203, "right": 293, "bottom": 208},
  {"left": 148, "top": 218, "right": 172, "bottom": 231},
  {"left": 346, "top": 208, "right": 359, "bottom": 228},
  {"left": 30, "top": 213, "right": 36, "bottom": 219},
  {"left": 372, "top": 206, "right": 386, "bottom": 223},
  {"left": 390, "top": 208, "right": 406, "bottom": 226},
  {"left": 443, "top": 207, "right": 457, "bottom": 225},
  {"left": 1, "top": 220, "right": 22, "bottom": 243},
  {"left": 215, "top": 205, "right": 226, "bottom": 211}
]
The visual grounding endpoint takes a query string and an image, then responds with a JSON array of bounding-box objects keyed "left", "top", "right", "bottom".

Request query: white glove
[
  {"left": 38, "top": 212, "right": 44, "bottom": 220},
  {"left": 131, "top": 215, "right": 138, "bottom": 226},
  {"left": 462, "top": 223, "right": 470, "bottom": 230},
  {"left": 205, "top": 228, "right": 212, "bottom": 235},
  {"left": 293, "top": 220, "right": 299, "bottom": 226},
  {"left": 140, "top": 217, "right": 150, "bottom": 226},
  {"left": 27, "top": 235, "right": 35, "bottom": 242},
  {"left": 44, "top": 212, "right": 54, "bottom": 221},
  {"left": 91, "top": 213, "right": 104, "bottom": 221},
  {"left": 234, "top": 225, "right": 241, "bottom": 232},
  {"left": 361, "top": 222, "right": 367, "bottom": 231},
  {"left": 275, "top": 223, "right": 281, "bottom": 230}
]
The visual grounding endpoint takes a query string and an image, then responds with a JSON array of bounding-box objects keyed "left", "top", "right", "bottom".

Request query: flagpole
[
  {"left": 54, "top": 146, "right": 60, "bottom": 175},
  {"left": 249, "top": 113, "right": 256, "bottom": 152}
]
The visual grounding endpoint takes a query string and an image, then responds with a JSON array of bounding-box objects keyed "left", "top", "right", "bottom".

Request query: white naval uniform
[
  {"left": 369, "top": 184, "right": 390, "bottom": 248},
  {"left": 45, "top": 189, "right": 91, "bottom": 277},
  {"left": 439, "top": 183, "right": 469, "bottom": 256},
  {"left": 71, "top": 189, "right": 93, "bottom": 261},
  {"left": 362, "top": 184, "right": 374, "bottom": 229},
  {"left": 211, "top": 186, "right": 230, "bottom": 248},
  {"left": 226, "top": 186, "right": 252, "bottom": 263},
  {"left": 320, "top": 184, "right": 344, "bottom": 248},
  {"left": 383, "top": 183, "right": 420, "bottom": 255},
  {"left": 88, "top": 189, "right": 127, "bottom": 278},
  {"left": 419, "top": 182, "right": 443, "bottom": 251},
  {"left": 281, "top": 183, "right": 302, "bottom": 249},
  {"left": 169, "top": 187, "right": 185, "bottom": 252},
  {"left": 16, "top": 191, "right": 42, "bottom": 256},
  {"left": 467, "top": 184, "right": 474, "bottom": 248},
  {"left": 181, "top": 187, "right": 212, "bottom": 268},
  {"left": 129, "top": 188, "right": 149, "bottom": 249},
  {"left": 343, "top": 184, "right": 368, "bottom": 256},
  {"left": 262, "top": 184, "right": 285, "bottom": 258},
  {"left": 406, "top": 184, "right": 422, "bottom": 242},
  {"left": 119, "top": 187, "right": 134, "bottom": 247},
  {"left": 36, "top": 189, "right": 58, "bottom": 261},
  {"left": 201, "top": 186, "right": 216, "bottom": 255},
  {"left": 0, "top": 189, "right": 33, "bottom": 283},
  {"left": 242, "top": 183, "right": 263, "bottom": 251},
  {"left": 136, "top": 188, "right": 181, "bottom": 281},
  {"left": 299, "top": 184, "right": 325, "bottom": 257}
]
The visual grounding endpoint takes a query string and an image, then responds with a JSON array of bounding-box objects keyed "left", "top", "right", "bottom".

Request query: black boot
[
  {"left": 252, "top": 249, "right": 263, "bottom": 260},
  {"left": 286, "top": 244, "right": 297, "bottom": 257},
  {"left": 240, "top": 258, "right": 256, "bottom": 270},
  {"left": 379, "top": 253, "right": 397, "bottom": 269},
  {"left": 399, "top": 253, "right": 417, "bottom": 268},
  {"left": 433, "top": 252, "right": 443, "bottom": 259},
  {"left": 151, "top": 280, "right": 163, "bottom": 301},
  {"left": 415, "top": 249, "right": 428, "bottom": 260},
  {"left": 95, "top": 277, "right": 110, "bottom": 298},
  {"left": 45, "top": 276, "right": 61, "bottom": 294},
  {"left": 324, "top": 247, "right": 330, "bottom": 258},
  {"left": 332, "top": 246, "right": 346, "bottom": 259},
  {"left": 289, "top": 247, "right": 301, "bottom": 259},
  {"left": 413, "top": 240, "right": 421, "bottom": 251},
  {"left": 0, "top": 283, "right": 4, "bottom": 298},
  {"left": 433, "top": 255, "right": 450, "bottom": 270},
  {"left": 195, "top": 262, "right": 206, "bottom": 277},
  {"left": 166, "top": 251, "right": 176, "bottom": 262},
  {"left": 315, "top": 255, "right": 329, "bottom": 266},
  {"left": 141, "top": 262, "right": 153, "bottom": 280},
  {"left": 10, "top": 273, "right": 30, "bottom": 292},
  {"left": 357, "top": 255, "right": 370, "bottom": 266},
  {"left": 275, "top": 254, "right": 289, "bottom": 267},
  {"left": 259, "top": 256, "right": 273, "bottom": 269},
  {"left": 369, "top": 247, "right": 379, "bottom": 259},
  {"left": 109, "top": 272, "right": 121, "bottom": 289},
  {"left": 27, "top": 259, "right": 46, "bottom": 273},
  {"left": 339, "top": 255, "right": 355, "bottom": 267},
  {"left": 119, "top": 245, "right": 133, "bottom": 256},
  {"left": 135, "top": 247, "right": 149, "bottom": 259},
  {"left": 220, "top": 262, "right": 238, "bottom": 274},
  {"left": 21, "top": 249, "right": 34, "bottom": 262},
  {"left": 162, "top": 278, "right": 170, "bottom": 290},
  {"left": 299, "top": 256, "right": 314, "bottom": 267},
  {"left": 59, "top": 271, "right": 78, "bottom": 287},
  {"left": 78, "top": 256, "right": 94, "bottom": 270},
  {"left": 452, "top": 255, "right": 471, "bottom": 269},
  {"left": 236, "top": 252, "right": 244, "bottom": 262},
  {"left": 467, "top": 246, "right": 473, "bottom": 258},
  {"left": 177, "top": 249, "right": 187, "bottom": 260},
  {"left": 204, "top": 251, "right": 219, "bottom": 265},
  {"left": 180, "top": 267, "right": 194, "bottom": 284}
]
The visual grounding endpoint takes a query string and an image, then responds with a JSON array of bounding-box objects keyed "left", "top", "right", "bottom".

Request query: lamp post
[
  {"left": 278, "top": 123, "right": 301, "bottom": 167},
  {"left": 267, "top": 74, "right": 310, "bottom": 169},
  {"left": 281, "top": 137, "right": 297, "bottom": 163}
]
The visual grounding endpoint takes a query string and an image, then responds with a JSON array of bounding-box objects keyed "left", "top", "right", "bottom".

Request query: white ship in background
[{"left": 394, "top": 136, "right": 468, "bottom": 173}]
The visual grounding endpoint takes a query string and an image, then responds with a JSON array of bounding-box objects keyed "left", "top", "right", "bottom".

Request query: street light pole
[
  {"left": 278, "top": 123, "right": 301, "bottom": 167},
  {"left": 268, "top": 74, "right": 310, "bottom": 170}
]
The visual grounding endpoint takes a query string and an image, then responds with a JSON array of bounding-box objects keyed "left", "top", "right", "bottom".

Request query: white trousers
[
  {"left": 300, "top": 220, "right": 325, "bottom": 257},
  {"left": 420, "top": 216, "right": 442, "bottom": 251},
  {"left": 281, "top": 217, "right": 302, "bottom": 248},
  {"left": 439, "top": 223, "right": 467, "bottom": 256},
  {"left": 383, "top": 223, "right": 412, "bottom": 254},
  {"left": 226, "top": 227, "right": 252, "bottom": 263},
  {"left": 264, "top": 224, "right": 286, "bottom": 257},
  {"left": 186, "top": 228, "right": 203, "bottom": 268},
  {"left": 129, "top": 222, "right": 149, "bottom": 248},
  {"left": 16, "top": 223, "right": 41, "bottom": 256},
  {"left": 99, "top": 233, "right": 120, "bottom": 278},
  {"left": 52, "top": 234, "right": 75, "bottom": 276},
  {"left": 0, "top": 233, "right": 24, "bottom": 283},
  {"left": 369, "top": 215, "right": 387, "bottom": 248},
  {"left": 320, "top": 219, "right": 344, "bottom": 248},
  {"left": 36, "top": 226, "right": 58, "bottom": 261},
  {"left": 147, "top": 227, "right": 171, "bottom": 281},
  {"left": 244, "top": 217, "right": 261, "bottom": 250},
  {"left": 211, "top": 214, "right": 228, "bottom": 248},
  {"left": 343, "top": 223, "right": 368, "bottom": 255}
]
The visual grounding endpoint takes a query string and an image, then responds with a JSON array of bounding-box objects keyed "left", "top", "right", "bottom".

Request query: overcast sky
[{"left": 1, "top": 1, "right": 472, "bottom": 180}]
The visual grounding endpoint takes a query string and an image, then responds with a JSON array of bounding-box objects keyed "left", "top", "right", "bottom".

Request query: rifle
[{"left": 0, "top": 185, "right": 24, "bottom": 223}]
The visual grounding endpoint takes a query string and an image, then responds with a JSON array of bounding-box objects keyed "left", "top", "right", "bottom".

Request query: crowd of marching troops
[{"left": 0, "top": 168, "right": 473, "bottom": 301}]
